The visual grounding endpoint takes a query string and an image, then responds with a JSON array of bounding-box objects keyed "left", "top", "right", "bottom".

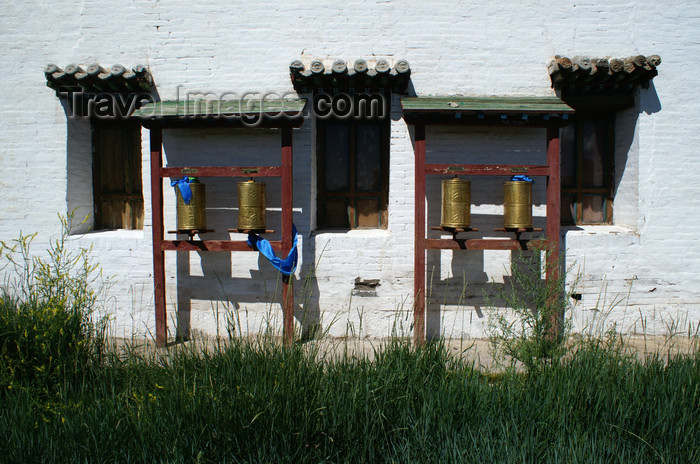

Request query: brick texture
[{"left": 1, "top": 1, "right": 698, "bottom": 340}]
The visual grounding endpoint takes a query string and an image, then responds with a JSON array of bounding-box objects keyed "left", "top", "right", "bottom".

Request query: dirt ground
[{"left": 108, "top": 334, "right": 698, "bottom": 371}]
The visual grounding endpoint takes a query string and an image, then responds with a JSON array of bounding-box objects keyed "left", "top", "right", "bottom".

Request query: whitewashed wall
[{"left": 1, "top": 0, "right": 699, "bottom": 340}]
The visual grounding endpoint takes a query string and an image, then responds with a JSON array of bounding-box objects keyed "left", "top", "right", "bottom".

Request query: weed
[
  {"left": 0, "top": 213, "right": 107, "bottom": 390},
  {"left": 486, "top": 245, "right": 578, "bottom": 373}
]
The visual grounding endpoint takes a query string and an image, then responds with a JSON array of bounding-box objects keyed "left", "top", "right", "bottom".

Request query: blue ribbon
[
  {"left": 247, "top": 224, "right": 298, "bottom": 276},
  {"left": 510, "top": 175, "right": 534, "bottom": 183},
  {"left": 171, "top": 176, "right": 194, "bottom": 204}
]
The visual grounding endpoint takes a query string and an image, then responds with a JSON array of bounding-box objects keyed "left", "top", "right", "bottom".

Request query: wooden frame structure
[
  {"left": 402, "top": 96, "right": 574, "bottom": 344},
  {"left": 133, "top": 99, "right": 306, "bottom": 347}
]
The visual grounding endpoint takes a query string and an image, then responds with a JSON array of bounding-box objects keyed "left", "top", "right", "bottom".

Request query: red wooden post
[
  {"left": 281, "top": 124, "right": 294, "bottom": 346},
  {"left": 546, "top": 123, "right": 562, "bottom": 336},
  {"left": 546, "top": 123, "right": 561, "bottom": 274},
  {"left": 413, "top": 123, "right": 426, "bottom": 345},
  {"left": 150, "top": 127, "right": 167, "bottom": 347}
]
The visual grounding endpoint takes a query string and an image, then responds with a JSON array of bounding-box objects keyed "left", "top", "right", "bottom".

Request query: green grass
[
  {"left": 1, "top": 337, "right": 698, "bottom": 463},
  {"left": 1, "top": 218, "right": 698, "bottom": 463}
]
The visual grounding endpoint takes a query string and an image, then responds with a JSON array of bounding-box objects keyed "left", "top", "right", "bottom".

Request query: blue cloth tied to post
[
  {"left": 510, "top": 175, "right": 534, "bottom": 183},
  {"left": 247, "top": 224, "right": 298, "bottom": 276},
  {"left": 171, "top": 176, "right": 195, "bottom": 204}
]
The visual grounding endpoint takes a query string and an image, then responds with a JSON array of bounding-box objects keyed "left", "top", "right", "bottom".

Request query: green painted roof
[
  {"left": 132, "top": 98, "right": 307, "bottom": 118},
  {"left": 401, "top": 96, "right": 574, "bottom": 114}
]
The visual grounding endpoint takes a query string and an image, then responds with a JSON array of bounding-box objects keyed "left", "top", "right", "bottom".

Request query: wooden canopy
[
  {"left": 132, "top": 99, "right": 307, "bottom": 128},
  {"left": 402, "top": 95, "right": 574, "bottom": 125}
]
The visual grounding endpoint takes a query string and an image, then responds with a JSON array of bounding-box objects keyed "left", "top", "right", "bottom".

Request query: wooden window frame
[
  {"left": 561, "top": 112, "right": 615, "bottom": 225},
  {"left": 316, "top": 117, "right": 390, "bottom": 230},
  {"left": 91, "top": 119, "right": 144, "bottom": 230}
]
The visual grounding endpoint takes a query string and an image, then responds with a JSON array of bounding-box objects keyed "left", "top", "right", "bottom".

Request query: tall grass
[
  {"left": 1, "top": 336, "right": 698, "bottom": 463},
  {"left": 0, "top": 214, "right": 106, "bottom": 392},
  {"left": 1, "top": 222, "right": 698, "bottom": 463}
]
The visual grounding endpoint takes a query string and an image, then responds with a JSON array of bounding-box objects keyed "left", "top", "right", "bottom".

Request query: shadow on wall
[
  {"left": 161, "top": 126, "right": 320, "bottom": 341},
  {"left": 60, "top": 93, "right": 321, "bottom": 340},
  {"left": 611, "top": 85, "right": 660, "bottom": 228},
  {"left": 420, "top": 125, "right": 550, "bottom": 339},
  {"left": 639, "top": 82, "right": 662, "bottom": 115},
  {"left": 64, "top": 110, "right": 94, "bottom": 234},
  {"left": 420, "top": 80, "right": 660, "bottom": 339}
]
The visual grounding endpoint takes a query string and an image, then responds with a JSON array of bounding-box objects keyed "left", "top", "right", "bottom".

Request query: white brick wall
[{"left": 1, "top": 0, "right": 699, "bottom": 340}]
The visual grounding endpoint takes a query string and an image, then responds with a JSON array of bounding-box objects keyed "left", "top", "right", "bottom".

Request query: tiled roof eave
[
  {"left": 290, "top": 58, "right": 411, "bottom": 94},
  {"left": 45, "top": 63, "right": 154, "bottom": 94},
  {"left": 548, "top": 55, "right": 660, "bottom": 94}
]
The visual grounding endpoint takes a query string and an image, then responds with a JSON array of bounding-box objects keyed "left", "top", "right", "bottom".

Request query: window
[
  {"left": 91, "top": 120, "right": 144, "bottom": 229},
  {"left": 316, "top": 117, "right": 390, "bottom": 229},
  {"left": 560, "top": 113, "right": 614, "bottom": 225}
]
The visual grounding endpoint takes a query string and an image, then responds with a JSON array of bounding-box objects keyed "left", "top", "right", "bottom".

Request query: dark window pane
[
  {"left": 356, "top": 197, "right": 380, "bottom": 228},
  {"left": 560, "top": 124, "right": 576, "bottom": 188},
  {"left": 355, "top": 124, "right": 382, "bottom": 192},
  {"left": 561, "top": 195, "right": 576, "bottom": 225},
  {"left": 560, "top": 115, "right": 613, "bottom": 226},
  {"left": 93, "top": 123, "right": 143, "bottom": 230},
  {"left": 322, "top": 197, "right": 349, "bottom": 228},
  {"left": 582, "top": 195, "right": 605, "bottom": 223},
  {"left": 323, "top": 124, "right": 350, "bottom": 191},
  {"left": 317, "top": 117, "right": 388, "bottom": 230},
  {"left": 582, "top": 120, "right": 606, "bottom": 187}
]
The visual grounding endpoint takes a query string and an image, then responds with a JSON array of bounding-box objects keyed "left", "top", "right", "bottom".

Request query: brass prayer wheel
[
  {"left": 237, "top": 180, "right": 266, "bottom": 231},
  {"left": 175, "top": 181, "right": 206, "bottom": 230},
  {"left": 503, "top": 181, "right": 533, "bottom": 228},
  {"left": 441, "top": 178, "right": 471, "bottom": 228}
]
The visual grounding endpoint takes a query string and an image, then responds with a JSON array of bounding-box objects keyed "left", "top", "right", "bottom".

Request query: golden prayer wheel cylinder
[
  {"left": 237, "top": 180, "right": 266, "bottom": 231},
  {"left": 176, "top": 181, "right": 206, "bottom": 230},
  {"left": 503, "top": 181, "right": 533, "bottom": 228},
  {"left": 441, "top": 178, "right": 471, "bottom": 228}
]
